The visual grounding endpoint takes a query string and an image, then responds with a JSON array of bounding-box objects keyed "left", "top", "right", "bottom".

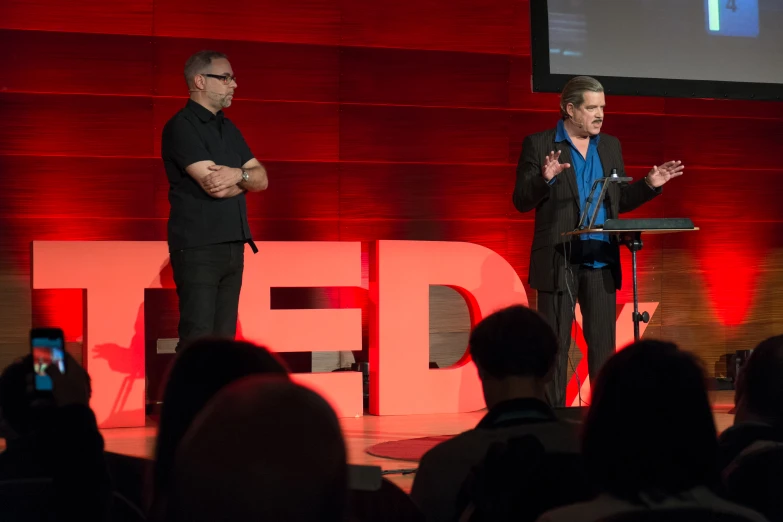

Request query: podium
[
  {"left": 565, "top": 218, "right": 698, "bottom": 341},
  {"left": 560, "top": 171, "right": 699, "bottom": 341}
]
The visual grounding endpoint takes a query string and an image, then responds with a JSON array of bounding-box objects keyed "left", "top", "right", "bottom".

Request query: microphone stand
[
  {"left": 577, "top": 169, "right": 654, "bottom": 339},
  {"left": 577, "top": 168, "right": 633, "bottom": 230},
  {"left": 570, "top": 170, "right": 698, "bottom": 341}
]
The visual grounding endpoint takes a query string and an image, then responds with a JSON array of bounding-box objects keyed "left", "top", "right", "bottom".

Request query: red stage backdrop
[{"left": 2, "top": 0, "right": 783, "bottom": 391}]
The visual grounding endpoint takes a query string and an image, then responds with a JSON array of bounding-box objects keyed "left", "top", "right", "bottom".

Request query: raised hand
[
  {"left": 646, "top": 160, "right": 684, "bottom": 188},
  {"left": 542, "top": 150, "right": 571, "bottom": 181},
  {"left": 45, "top": 352, "right": 90, "bottom": 407}
]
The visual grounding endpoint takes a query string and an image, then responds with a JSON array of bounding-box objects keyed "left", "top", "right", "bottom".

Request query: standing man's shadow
[{"left": 91, "top": 259, "right": 175, "bottom": 426}]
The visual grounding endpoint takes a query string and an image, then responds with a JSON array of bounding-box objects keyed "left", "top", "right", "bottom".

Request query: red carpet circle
[{"left": 365, "top": 435, "right": 455, "bottom": 462}]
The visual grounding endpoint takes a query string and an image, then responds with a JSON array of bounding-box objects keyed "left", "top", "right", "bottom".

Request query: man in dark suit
[{"left": 513, "top": 76, "right": 684, "bottom": 407}]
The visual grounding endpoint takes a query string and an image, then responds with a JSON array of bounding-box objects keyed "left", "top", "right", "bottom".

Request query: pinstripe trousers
[{"left": 537, "top": 266, "right": 616, "bottom": 407}]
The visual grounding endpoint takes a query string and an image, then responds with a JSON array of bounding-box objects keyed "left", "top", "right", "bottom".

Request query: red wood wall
[{"left": 2, "top": 0, "right": 782, "bottom": 380}]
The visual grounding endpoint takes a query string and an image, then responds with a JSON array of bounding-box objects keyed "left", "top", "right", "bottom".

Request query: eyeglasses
[{"left": 202, "top": 73, "right": 237, "bottom": 85}]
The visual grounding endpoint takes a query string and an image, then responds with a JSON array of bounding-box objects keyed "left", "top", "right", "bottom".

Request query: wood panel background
[{"left": 2, "top": 0, "right": 782, "bottom": 392}]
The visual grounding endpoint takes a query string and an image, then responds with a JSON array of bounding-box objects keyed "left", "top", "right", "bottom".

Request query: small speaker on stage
[{"left": 728, "top": 349, "right": 753, "bottom": 383}]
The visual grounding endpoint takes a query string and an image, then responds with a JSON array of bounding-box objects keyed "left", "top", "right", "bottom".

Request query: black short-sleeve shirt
[{"left": 161, "top": 99, "right": 254, "bottom": 251}]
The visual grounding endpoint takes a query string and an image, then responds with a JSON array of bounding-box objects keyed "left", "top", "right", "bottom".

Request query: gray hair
[
  {"left": 184, "top": 50, "right": 228, "bottom": 89},
  {"left": 560, "top": 76, "right": 604, "bottom": 119}
]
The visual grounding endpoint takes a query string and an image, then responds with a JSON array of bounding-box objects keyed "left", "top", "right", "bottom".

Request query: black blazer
[{"left": 512, "top": 127, "right": 661, "bottom": 292}]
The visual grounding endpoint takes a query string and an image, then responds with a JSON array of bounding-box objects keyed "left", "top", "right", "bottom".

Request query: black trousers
[
  {"left": 170, "top": 241, "right": 245, "bottom": 351},
  {"left": 537, "top": 266, "right": 616, "bottom": 407}
]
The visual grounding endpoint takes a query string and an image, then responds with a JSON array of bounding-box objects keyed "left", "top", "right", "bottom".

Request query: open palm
[
  {"left": 542, "top": 150, "right": 571, "bottom": 181},
  {"left": 647, "top": 160, "right": 684, "bottom": 188}
]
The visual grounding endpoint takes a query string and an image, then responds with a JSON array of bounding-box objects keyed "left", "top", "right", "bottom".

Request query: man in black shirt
[{"left": 161, "top": 50, "right": 268, "bottom": 351}]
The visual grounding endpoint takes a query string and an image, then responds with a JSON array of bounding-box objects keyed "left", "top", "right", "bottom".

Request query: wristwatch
[{"left": 241, "top": 169, "right": 250, "bottom": 183}]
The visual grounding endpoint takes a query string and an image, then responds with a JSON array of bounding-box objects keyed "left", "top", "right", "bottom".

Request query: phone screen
[{"left": 32, "top": 336, "right": 66, "bottom": 391}]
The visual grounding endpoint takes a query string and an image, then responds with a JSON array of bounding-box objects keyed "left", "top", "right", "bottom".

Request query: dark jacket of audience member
[
  {"left": 411, "top": 305, "right": 583, "bottom": 522},
  {"left": 456, "top": 433, "right": 593, "bottom": 522}
]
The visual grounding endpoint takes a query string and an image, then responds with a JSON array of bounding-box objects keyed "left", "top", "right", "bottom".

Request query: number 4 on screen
[{"left": 706, "top": 0, "right": 759, "bottom": 37}]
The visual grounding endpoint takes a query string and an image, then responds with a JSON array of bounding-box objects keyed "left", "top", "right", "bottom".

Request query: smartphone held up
[{"left": 30, "top": 327, "right": 66, "bottom": 392}]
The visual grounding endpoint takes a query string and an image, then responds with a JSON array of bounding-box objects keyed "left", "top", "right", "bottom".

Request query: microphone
[
  {"left": 189, "top": 89, "right": 228, "bottom": 97},
  {"left": 608, "top": 168, "right": 633, "bottom": 182}
]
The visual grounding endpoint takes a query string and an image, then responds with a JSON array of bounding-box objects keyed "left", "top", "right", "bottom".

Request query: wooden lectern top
[
  {"left": 562, "top": 218, "right": 699, "bottom": 237},
  {"left": 564, "top": 227, "right": 699, "bottom": 236}
]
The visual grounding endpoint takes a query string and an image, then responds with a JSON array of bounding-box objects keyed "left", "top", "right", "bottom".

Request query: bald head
[{"left": 169, "top": 376, "right": 347, "bottom": 522}]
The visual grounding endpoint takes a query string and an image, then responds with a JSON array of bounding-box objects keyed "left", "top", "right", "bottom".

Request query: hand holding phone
[
  {"left": 45, "top": 352, "right": 90, "bottom": 407},
  {"left": 30, "top": 327, "right": 90, "bottom": 407},
  {"left": 31, "top": 327, "right": 66, "bottom": 392}
]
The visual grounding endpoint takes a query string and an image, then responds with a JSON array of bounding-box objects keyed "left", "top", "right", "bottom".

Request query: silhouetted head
[
  {"left": 469, "top": 305, "right": 558, "bottom": 409},
  {"left": 582, "top": 340, "right": 718, "bottom": 500},
  {"left": 169, "top": 376, "right": 347, "bottom": 522},
  {"left": 0, "top": 356, "right": 35, "bottom": 437},
  {"left": 735, "top": 334, "right": 783, "bottom": 427},
  {"left": 0, "top": 354, "right": 91, "bottom": 438},
  {"left": 152, "top": 338, "right": 288, "bottom": 511}
]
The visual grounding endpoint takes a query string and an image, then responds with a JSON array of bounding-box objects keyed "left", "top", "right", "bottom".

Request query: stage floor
[
  {"left": 101, "top": 390, "right": 738, "bottom": 492},
  {"left": 0, "top": 391, "right": 736, "bottom": 493}
]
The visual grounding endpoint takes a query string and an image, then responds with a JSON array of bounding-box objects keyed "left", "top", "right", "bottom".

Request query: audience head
[
  {"left": 734, "top": 334, "right": 783, "bottom": 427},
  {"left": 469, "top": 305, "right": 558, "bottom": 408},
  {"left": 152, "top": 338, "right": 289, "bottom": 508},
  {"left": 169, "top": 376, "right": 347, "bottom": 522},
  {"left": 0, "top": 356, "right": 35, "bottom": 437},
  {"left": 0, "top": 353, "right": 91, "bottom": 438},
  {"left": 582, "top": 340, "right": 718, "bottom": 500}
]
